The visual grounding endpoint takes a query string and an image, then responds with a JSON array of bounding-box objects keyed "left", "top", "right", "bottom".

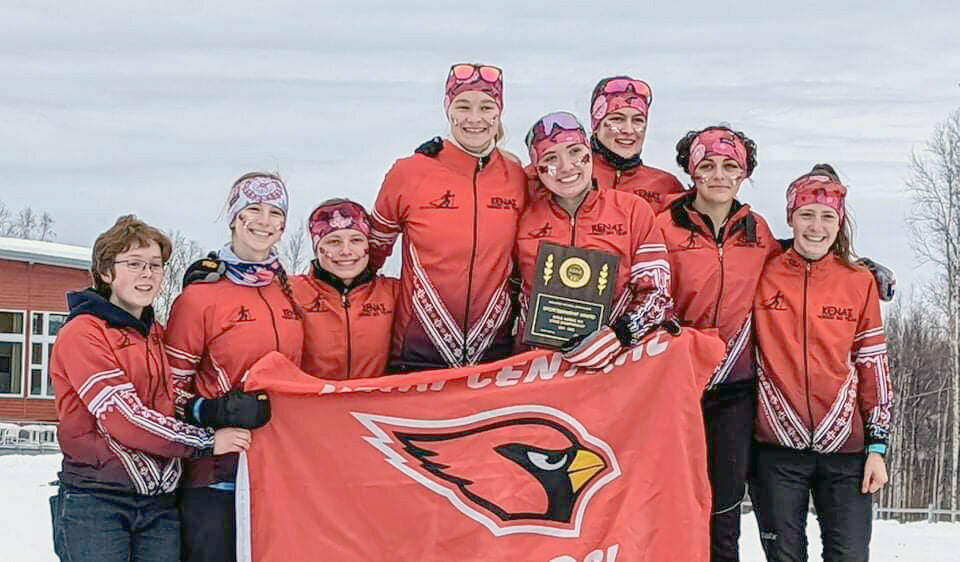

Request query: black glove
[
  {"left": 185, "top": 389, "right": 271, "bottom": 429},
  {"left": 415, "top": 136, "right": 444, "bottom": 157},
  {"left": 858, "top": 257, "right": 896, "bottom": 302},
  {"left": 660, "top": 317, "right": 682, "bottom": 336},
  {"left": 182, "top": 252, "right": 225, "bottom": 289}
]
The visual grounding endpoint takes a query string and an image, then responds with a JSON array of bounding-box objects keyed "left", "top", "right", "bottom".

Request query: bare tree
[
  {"left": 13, "top": 207, "right": 38, "bottom": 240},
  {"left": 0, "top": 201, "right": 11, "bottom": 236},
  {"left": 906, "top": 107, "right": 960, "bottom": 514},
  {"left": 38, "top": 212, "right": 56, "bottom": 241},
  {"left": 154, "top": 231, "right": 204, "bottom": 324},
  {"left": 279, "top": 219, "right": 310, "bottom": 275}
]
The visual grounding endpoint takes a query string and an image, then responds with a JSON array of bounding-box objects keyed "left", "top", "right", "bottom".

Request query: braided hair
[{"left": 274, "top": 264, "right": 304, "bottom": 319}]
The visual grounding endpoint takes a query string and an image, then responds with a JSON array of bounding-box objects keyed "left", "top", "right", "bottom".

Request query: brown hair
[
  {"left": 797, "top": 163, "right": 859, "bottom": 267},
  {"left": 91, "top": 215, "right": 172, "bottom": 296}
]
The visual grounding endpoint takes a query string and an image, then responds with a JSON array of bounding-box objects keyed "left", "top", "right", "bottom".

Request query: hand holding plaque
[{"left": 522, "top": 243, "right": 620, "bottom": 349}]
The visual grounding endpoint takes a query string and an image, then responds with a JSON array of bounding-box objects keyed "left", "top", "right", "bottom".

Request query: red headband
[
  {"left": 785, "top": 174, "right": 847, "bottom": 224},
  {"left": 308, "top": 200, "right": 371, "bottom": 250},
  {"left": 687, "top": 129, "right": 748, "bottom": 176}
]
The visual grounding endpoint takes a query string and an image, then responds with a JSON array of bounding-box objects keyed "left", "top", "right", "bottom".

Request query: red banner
[{"left": 237, "top": 328, "right": 724, "bottom": 562}]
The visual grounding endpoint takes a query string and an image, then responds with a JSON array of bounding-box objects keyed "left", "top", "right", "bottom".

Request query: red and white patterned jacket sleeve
[
  {"left": 854, "top": 279, "right": 893, "bottom": 447},
  {"left": 57, "top": 323, "right": 213, "bottom": 457},
  {"left": 368, "top": 161, "right": 410, "bottom": 272},
  {"left": 615, "top": 207, "right": 673, "bottom": 346},
  {"left": 164, "top": 288, "right": 207, "bottom": 418}
]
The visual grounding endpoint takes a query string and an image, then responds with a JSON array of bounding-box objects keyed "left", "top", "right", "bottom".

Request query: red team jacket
[
  {"left": 592, "top": 151, "right": 685, "bottom": 214},
  {"left": 52, "top": 290, "right": 214, "bottom": 495},
  {"left": 516, "top": 184, "right": 672, "bottom": 346},
  {"left": 291, "top": 267, "right": 399, "bottom": 380},
  {"left": 369, "top": 140, "right": 527, "bottom": 371},
  {"left": 658, "top": 193, "right": 779, "bottom": 388},
  {"left": 753, "top": 249, "right": 893, "bottom": 453},
  {"left": 164, "top": 279, "right": 304, "bottom": 487}
]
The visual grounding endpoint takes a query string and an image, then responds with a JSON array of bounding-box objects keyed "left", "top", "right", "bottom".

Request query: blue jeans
[{"left": 51, "top": 484, "right": 180, "bottom": 562}]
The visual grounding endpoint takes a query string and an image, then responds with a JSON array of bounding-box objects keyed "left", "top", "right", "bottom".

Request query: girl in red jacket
[
  {"left": 516, "top": 111, "right": 672, "bottom": 368},
  {"left": 164, "top": 172, "right": 304, "bottom": 562},
  {"left": 292, "top": 199, "right": 399, "bottom": 379},
  {"left": 751, "top": 165, "right": 892, "bottom": 561},
  {"left": 659, "top": 125, "right": 774, "bottom": 562},
  {"left": 588, "top": 76, "right": 684, "bottom": 213},
  {"left": 50, "top": 215, "right": 250, "bottom": 562},
  {"left": 369, "top": 63, "right": 527, "bottom": 372}
]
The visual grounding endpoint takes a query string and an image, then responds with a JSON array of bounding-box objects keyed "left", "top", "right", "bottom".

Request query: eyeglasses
[
  {"left": 598, "top": 78, "right": 652, "bottom": 104},
  {"left": 525, "top": 111, "right": 585, "bottom": 148},
  {"left": 449, "top": 63, "right": 502, "bottom": 83},
  {"left": 114, "top": 259, "right": 165, "bottom": 275}
]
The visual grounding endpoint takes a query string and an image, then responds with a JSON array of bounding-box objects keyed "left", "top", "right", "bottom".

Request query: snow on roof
[{"left": 0, "top": 237, "right": 91, "bottom": 270}]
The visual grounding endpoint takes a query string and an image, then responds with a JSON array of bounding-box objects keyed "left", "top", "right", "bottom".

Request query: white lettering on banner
[
  {"left": 467, "top": 374, "right": 492, "bottom": 389},
  {"left": 646, "top": 334, "right": 668, "bottom": 356},
  {"left": 549, "top": 544, "right": 620, "bottom": 562},
  {"left": 523, "top": 353, "right": 563, "bottom": 383},
  {"left": 495, "top": 365, "right": 524, "bottom": 387}
]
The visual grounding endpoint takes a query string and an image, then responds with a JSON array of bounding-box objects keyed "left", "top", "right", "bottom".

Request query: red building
[{"left": 0, "top": 237, "right": 91, "bottom": 422}]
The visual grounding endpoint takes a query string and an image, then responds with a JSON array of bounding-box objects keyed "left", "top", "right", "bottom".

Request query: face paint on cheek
[{"left": 538, "top": 164, "right": 558, "bottom": 177}]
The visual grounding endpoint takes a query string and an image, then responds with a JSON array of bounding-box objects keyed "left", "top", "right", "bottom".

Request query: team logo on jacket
[
  {"left": 679, "top": 231, "right": 702, "bottom": 250},
  {"left": 760, "top": 291, "right": 787, "bottom": 311},
  {"left": 281, "top": 309, "right": 298, "bottom": 320},
  {"left": 818, "top": 306, "right": 857, "bottom": 322},
  {"left": 360, "top": 303, "right": 392, "bottom": 317},
  {"left": 488, "top": 197, "right": 520, "bottom": 211},
  {"left": 422, "top": 190, "right": 459, "bottom": 209},
  {"left": 528, "top": 223, "right": 553, "bottom": 239},
  {"left": 590, "top": 223, "right": 627, "bottom": 236},
  {"left": 353, "top": 406, "right": 620, "bottom": 537},
  {"left": 233, "top": 306, "right": 256, "bottom": 322},
  {"left": 633, "top": 189, "right": 662, "bottom": 204}
]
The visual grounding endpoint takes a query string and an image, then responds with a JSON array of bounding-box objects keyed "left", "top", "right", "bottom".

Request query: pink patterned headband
[
  {"left": 443, "top": 63, "right": 504, "bottom": 114},
  {"left": 227, "top": 175, "right": 289, "bottom": 227},
  {"left": 308, "top": 200, "right": 371, "bottom": 250},
  {"left": 687, "top": 129, "right": 748, "bottom": 176},
  {"left": 786, "top": 175, "right": 847, "bottom": 224},
  {"left": 590, "top": 77, "right": 652, "bottom": 131}
]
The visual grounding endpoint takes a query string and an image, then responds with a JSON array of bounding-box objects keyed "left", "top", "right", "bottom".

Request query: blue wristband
[
  {"left": 866, "top": 443, "right": 887, "bottom": 456},
  {"left": 192, "top": 398, "right": 205, "bottom": 425}
]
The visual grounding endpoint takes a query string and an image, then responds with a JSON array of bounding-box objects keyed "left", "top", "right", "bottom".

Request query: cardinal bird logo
[{"left": 352, "top": 405, "right": 621, "bottom": 537}]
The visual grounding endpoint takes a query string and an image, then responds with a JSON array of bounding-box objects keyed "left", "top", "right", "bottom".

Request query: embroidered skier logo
[
  {"left": 529, "top": 223, "right": 553, "bottom": 239},
  {"left": 115, "top": 331, "right": 134, "bottom": 349},
  {"left": 234, "top": 306, "right": 256, "bottom": 322},
  {"left": 422, "top": 190, "right": 459, "bottom": 209},
  {"left": 307, "top": 297, "right": 328, "bottom": 313},
  {"left": 761, "top": 291, "right": 787, "bottom": 311},
  {"left": 681, "top": 231, "right": 702, "bottom": 250}
]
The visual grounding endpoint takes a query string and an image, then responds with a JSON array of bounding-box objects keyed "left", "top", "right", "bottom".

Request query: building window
[
  {"left": 28, "top": 312, "right": 67, "bottom": 399},
  {"left": 0, "top": 310, "right": 25, "bottom": 396}
]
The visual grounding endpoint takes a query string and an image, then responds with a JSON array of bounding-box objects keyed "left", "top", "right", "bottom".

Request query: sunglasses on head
[
  {"left": 525, "top": 111, "right": 585, "bottom": 147},
  {"left": 450, "top": 63, "right": 502, "bottom": 83},
  {"left": 599, "top": 78, "right": 652, "bottom": 103}
]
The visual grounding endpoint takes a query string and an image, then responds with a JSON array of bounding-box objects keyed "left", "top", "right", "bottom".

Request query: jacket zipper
[
  {"left": 462, "top": 157, "right": 483, "bottom": 364},
  {"left": 341, "top": 292, "right": 353, "bottom": 378},
  {"left": 713, "top": 243, "right": 725, "bottom": 326},
  {"left": 802, "top": 261, "right": 815, "bottom": 447},
  {"left": 257, "top": 288, "right": 281, "bottom": 352},
  {"left": 614, "top": 169, "right": 621, "bottom": 189}
]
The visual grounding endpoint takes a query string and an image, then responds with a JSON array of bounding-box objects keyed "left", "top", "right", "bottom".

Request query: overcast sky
[{"left": 2, "top": 1, "right": 959, "bottom": 293}]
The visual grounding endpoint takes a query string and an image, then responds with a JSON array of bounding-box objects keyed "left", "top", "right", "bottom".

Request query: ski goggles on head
[
  {"left": 597, "top": 78, "right": 652, "bottom": 104},
  {"left": 449, "top": 63, "right": 502, "bottom": 83},
  {"left": 444, "top": 63, "right": 504, "bottom": 112},
  {"left": 525, "top": 111, "right": 589, "bottom": 164}
]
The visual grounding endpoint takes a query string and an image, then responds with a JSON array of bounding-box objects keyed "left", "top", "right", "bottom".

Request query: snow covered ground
[{"left": 3, "top": 453, "right": 956, "bottom": 561}]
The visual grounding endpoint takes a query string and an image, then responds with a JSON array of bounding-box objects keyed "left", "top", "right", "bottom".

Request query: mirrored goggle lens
[
  {"left": 477, "top": 65, "right": 502, "bottom": 82},
  {"left": 602, "top": 79, "right": 651, "bottom": 101},
  {"left": 451, "top": 64, "right": 478, "bottom": 80}
]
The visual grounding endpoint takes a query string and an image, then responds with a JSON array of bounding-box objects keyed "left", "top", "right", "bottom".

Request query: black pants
[
  {"left": 750, "top": 445, "right": 872, "bottom": 562},
  {"left": 702, "top": 379, "right": 756, "bottom": 562},
  {"left": 179, "top": 487, "right": 236, "bottom": 562}
]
